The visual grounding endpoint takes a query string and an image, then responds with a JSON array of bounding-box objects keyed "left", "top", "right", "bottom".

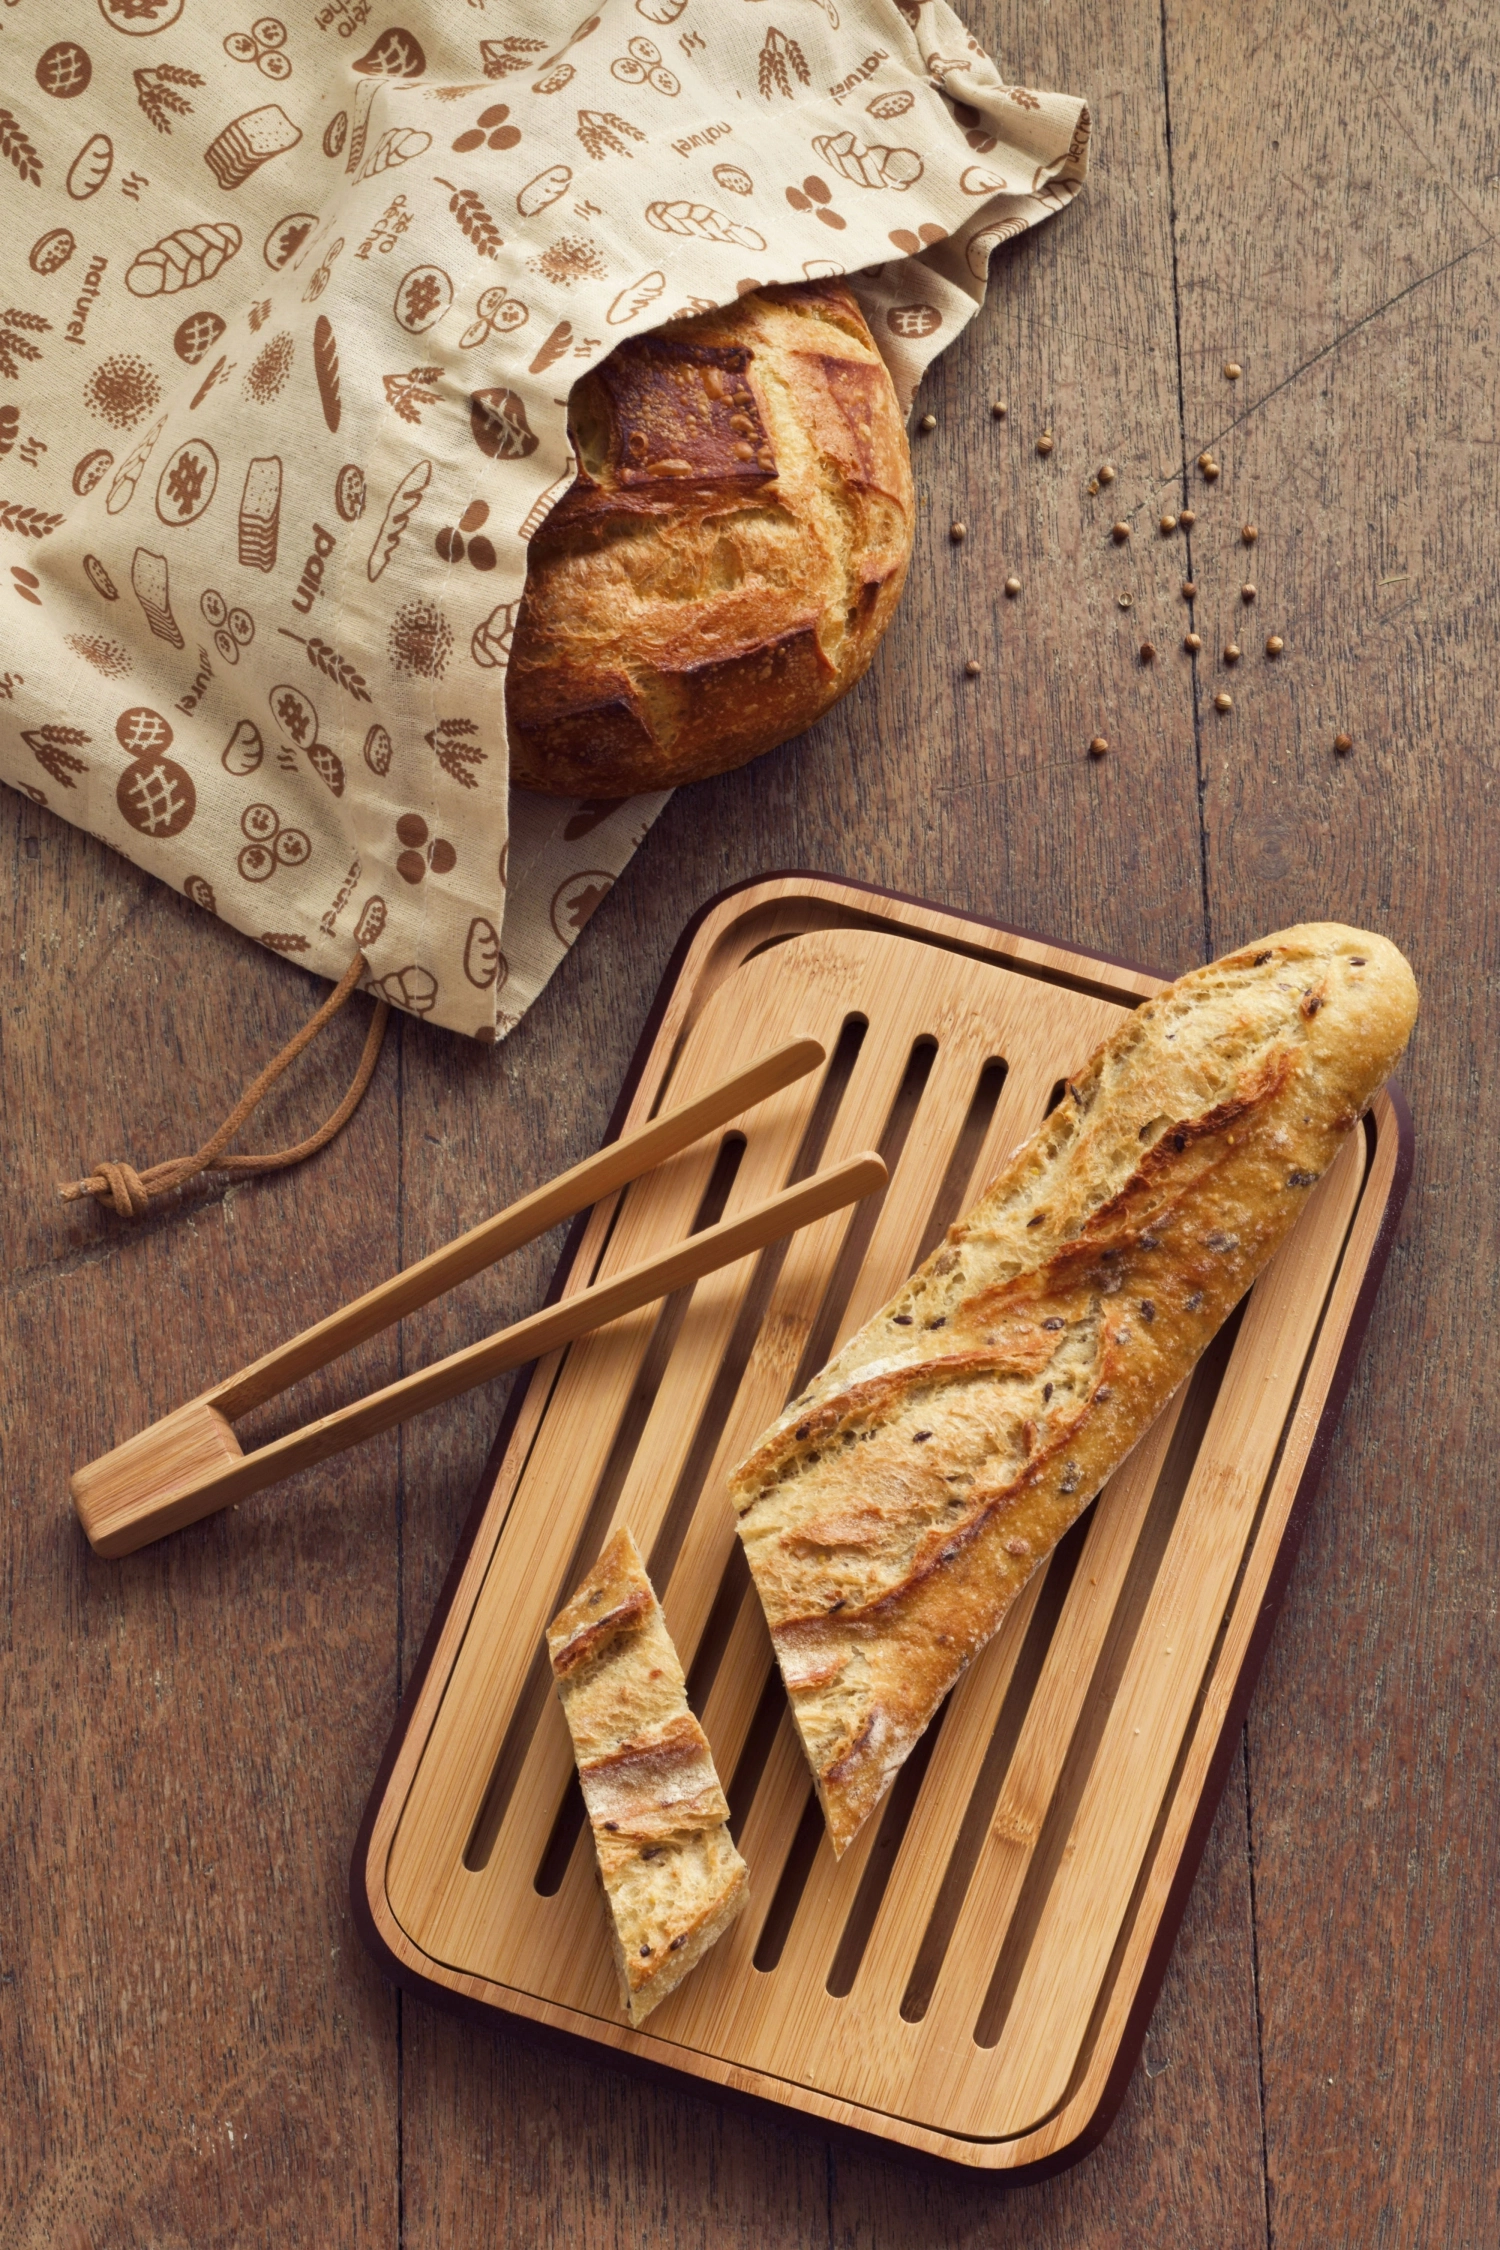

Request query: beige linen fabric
[{"left": 1, "top": 2, "right": 1085, "bottom": 1038}]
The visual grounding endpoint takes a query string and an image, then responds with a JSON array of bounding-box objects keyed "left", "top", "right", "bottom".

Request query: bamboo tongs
[{"left": 72, "top": 1036, "right": 885, "bottom": 1559}]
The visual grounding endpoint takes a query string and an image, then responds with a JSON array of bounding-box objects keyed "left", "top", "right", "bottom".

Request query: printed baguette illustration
[
  {"left": 730, "top": 923, "right": 1419, "bottom": 1855},
  {"left": 548, "top": 1526, "right": 748, "bottom": 2026}
]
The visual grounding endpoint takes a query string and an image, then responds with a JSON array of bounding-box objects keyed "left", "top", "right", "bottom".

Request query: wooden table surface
[{"left": 4, "top": 3, "right": 1495, "bottom": 2240}]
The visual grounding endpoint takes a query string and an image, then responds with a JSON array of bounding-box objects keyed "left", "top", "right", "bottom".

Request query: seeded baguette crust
[
  {"left": 730, "top": 923, "right": 1419, "bottom": 1855},
  {"left": 548, "top": 1527, "right": 748, "bottom": 2026}
]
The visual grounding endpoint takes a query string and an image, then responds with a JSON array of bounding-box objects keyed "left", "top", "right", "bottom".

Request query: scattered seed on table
[
  {"left": 950, "top": 520, "right": 967, "bottom": 542},
  {"left": 1179, "top": 507, "right": 1196, "bottom": 529},
  {"left": 1201, "top": 459, "right": 1221, "bottom": 480},
  {"left": 1089, "top": 735, "right": 1109, "bottom": 756},
  {"left": 919, "top": 412, "right": 937, "bottom": 432},
  {"left": 965, "top": 658, "right": 982, "bottom": 676},
  {"left": 1160, "top": 513, "right": 1178, "bottom": 533},
  {"left": 1098, "top": 463, "right": 1116, "bottom": 483},
  {"left": 1334, "top": 732, "right": 1353, "bottom": 755},
  {"left": 1224, "top": 642, "right": 1241, "bottom": 663},
  {"left": 1112, "top": 521, "right": 1131, "bottom": 542},
  {"left": 1004, "top": 574, "right": 1022, "bottom": 596},
  {"left": 1140, "top": 640, "right": 1156, "bottom": 661},
  {"left": 1087, "top": 477, "right": 1100, "bottom": 495},
  {"left": 1184, "top": 631, "right": 1203, "bottom": 651},
  {"left": 1224, "top": 361, "right": 1242, "bottom": 379},
  {"left": 992, "top": 399, "right": 1008, "bottom": 418},
  {"left": 1242, "top": 583, "right": 1257, "bottom": 602},
  {"left": 1266, "top": 634, "right": 1284, "bottom": 656},
  {"left": 1117, "top": 592, "right": 1134, "bottom": 608},
  {"left": 1182, "top": 580, "right": 1197, "bottom": 598},
  {"left": 1242, "top": 523, "right": 1258, "bottom": 544},
  {"left": 1215, "top": 691, "right": 1233, "bottom": 711},
  {"left": 1037, "top": 430, "right": 1054, "bottom": 455},
  {"left": 1197, "top": 452, "right": 1213, "bottom": 469}
]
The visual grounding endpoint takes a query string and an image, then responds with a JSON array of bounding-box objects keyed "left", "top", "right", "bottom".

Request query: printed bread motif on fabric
[{"left": 0, "top": 0, "right": 1086, "bottom": 1037}]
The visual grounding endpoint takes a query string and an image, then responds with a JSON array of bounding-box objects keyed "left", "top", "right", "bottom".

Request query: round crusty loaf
[{"left": 506, "top": 279, "right": 914, "bottom": 797}]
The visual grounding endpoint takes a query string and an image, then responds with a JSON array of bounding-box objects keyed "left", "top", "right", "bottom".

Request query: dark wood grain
[
  {"left": 1165, "top": 0, "right": 1500, "bottom": 2238},
  {"left": 0, "top": 847, "right": 403, "bottom": 2245},
  {"left": 3, "top": 0, "right": 1493, "bottom": 2237}
]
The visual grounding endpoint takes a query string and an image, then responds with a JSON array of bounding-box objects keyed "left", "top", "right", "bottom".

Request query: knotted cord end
[
  {"left": 54, "top": 951, "right": 383, "bottom": 1222},
  {"left": 95, "top": 1170, "right": 152, "bottom": 1224},
  {"left": 65, "top": 1160, "right": 153, "bottom": 1218}
]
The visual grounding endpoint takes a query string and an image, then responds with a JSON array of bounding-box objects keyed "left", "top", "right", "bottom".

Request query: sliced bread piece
[{"left": 548, "top": 1526, "right": 748, "bottom": 2026}]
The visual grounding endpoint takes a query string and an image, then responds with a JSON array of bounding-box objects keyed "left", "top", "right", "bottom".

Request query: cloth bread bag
[{"left": 1, "top": 0, "right": 1086, "bottom": 1040}]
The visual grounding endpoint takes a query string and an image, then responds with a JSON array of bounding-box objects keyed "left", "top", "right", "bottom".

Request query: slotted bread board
[{"left": 353, "top": 876, "right": 1411, "bottom": 2174}]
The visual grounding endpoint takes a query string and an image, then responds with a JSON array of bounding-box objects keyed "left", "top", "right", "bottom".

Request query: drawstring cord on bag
[{"left": 58, "top": 952, "right": 390, "bottom": 1220}]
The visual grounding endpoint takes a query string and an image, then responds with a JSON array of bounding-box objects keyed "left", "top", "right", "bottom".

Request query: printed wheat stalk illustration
[
  {"left": 0, "top": 498, "right": 62, "bottom": 537},
  {"left": 133, "top": 65, "right": 204, "bottom": 135},
  {"left": 279, "top": 627, "right": 373, "bottom": 703},
  {"left": 0, "top": 310, "right": 49, "bottom": 383},
  {"left": 382, "top": 367, "right": 443, "bottom": 425},
  {"left": 757, "top": 29, "right": 810, "bottom": 100},
  {"left": 480, "top": 37, "right": 544, "bottom": 80},
  {"left": 424, "top": 716, "right": 486, "bottom": 787},
  {"left": 433, "top": 178, "right": 504, "bottom": 258},
  {"left": 0, "top": 111, "right": 42, "bottom": 188},
  {"left": 22, "top": 725, "right": 89, "bottom": 787},
  {"left": 577, "top": 110, "right": 646, "bottom": 161}
]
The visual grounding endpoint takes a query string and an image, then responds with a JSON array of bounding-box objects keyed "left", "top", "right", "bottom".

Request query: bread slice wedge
[
  {"left": 730, "top": 923, "right": 1419, "bottom": 1855},
  {"left": 548, "top": 1526, "right": 748, "bottom": 2026}
]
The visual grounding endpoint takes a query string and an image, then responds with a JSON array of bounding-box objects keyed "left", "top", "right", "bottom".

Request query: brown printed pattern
[{"left": 0, "top": 1, "right": 1086, "bottom": 1038}]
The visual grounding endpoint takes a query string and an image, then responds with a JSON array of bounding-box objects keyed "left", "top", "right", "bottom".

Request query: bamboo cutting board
[{"left": 352, "top": 876, "right": 1412, "bottom": 2174}]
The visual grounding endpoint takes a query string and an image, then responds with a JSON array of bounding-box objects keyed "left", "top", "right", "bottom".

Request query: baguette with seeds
[{"left": 730, "top": 923, "right": 1419, "bottom": 1855}]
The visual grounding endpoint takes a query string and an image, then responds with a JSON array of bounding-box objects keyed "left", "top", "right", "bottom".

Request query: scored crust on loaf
[
  {"left": 730, "top": 923, "right": 1419, "bottom": 1855},
  {"left": 547, "top": 1526, "right": 748, "bottom": 2027},
  {"left": 507, "top": 278, "right": 913, "bottom": 796}
]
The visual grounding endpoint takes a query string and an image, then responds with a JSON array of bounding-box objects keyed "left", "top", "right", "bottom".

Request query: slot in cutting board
[{"left": 353, "top": 876, "right": 1411, "bottom": 2174}]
